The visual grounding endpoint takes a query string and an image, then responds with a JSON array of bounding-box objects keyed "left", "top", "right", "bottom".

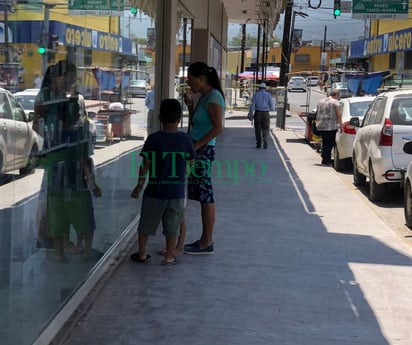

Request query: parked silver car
[
  {"left": 0, "top": 88, "right": 40, "bottom": 177},
  {"left": 127, "top": 79, "right": 149, "bottom": 98},
  {"left": 402, "top": 141, "right": 412, "bottom": 228},
  {"left": 287, "top": 76, "right": 307, "bottom": 92},
  {"left": 306, "top": 76, "right": 319, "bottom": 87},
  {"left": 351, "top": 90, "right": 412, "bottom": 201},
  {"left": 13, "top": 88, "right": 40, "bottom": 119},
  {"left": 330, "top": 82, "right": 352, "bottom": 98}
]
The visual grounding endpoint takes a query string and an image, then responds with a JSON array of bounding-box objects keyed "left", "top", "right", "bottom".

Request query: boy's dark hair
[{"left": 159, "top": 98, "right": 182, "bottom": 123}]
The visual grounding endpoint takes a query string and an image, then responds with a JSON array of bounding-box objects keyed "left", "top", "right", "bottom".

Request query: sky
[
  {"left": 125, "top": 0, "right": 368, "bottom": 46},
  {"left": 228, "top": 0, "right": 368, "bottom": 45}
]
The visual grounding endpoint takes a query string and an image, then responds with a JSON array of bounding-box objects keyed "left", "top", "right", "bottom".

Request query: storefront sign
[
  {"left": 63, "top": 24, "right": 129, "bottom": 53},
  {"left": 350, "top": 27, "right": 412, "bottom": 57}
]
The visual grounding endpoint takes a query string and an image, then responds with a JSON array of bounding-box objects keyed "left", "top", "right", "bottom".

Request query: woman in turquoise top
[{"left": 183, "top": 61, "right": 225, "bottom": 255}]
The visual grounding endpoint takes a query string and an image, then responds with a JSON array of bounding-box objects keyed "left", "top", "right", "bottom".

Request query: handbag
[{"left": 311, "top": 119, "right": 320, "bottom": 135}]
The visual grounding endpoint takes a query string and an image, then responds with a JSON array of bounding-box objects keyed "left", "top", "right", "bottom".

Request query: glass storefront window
[{"left": 0, "top": 2, "right": 159, "bottom": 344}]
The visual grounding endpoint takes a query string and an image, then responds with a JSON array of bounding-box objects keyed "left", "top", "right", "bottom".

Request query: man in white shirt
[
  {"left": 33, "top": 73, "right": 42, "bottom": 89},
  {"left": 145, "top": 86, "right": 155, "bottom": 134},
  {"left": 248, "top": 82, "right": 275, "bottom": 149}
]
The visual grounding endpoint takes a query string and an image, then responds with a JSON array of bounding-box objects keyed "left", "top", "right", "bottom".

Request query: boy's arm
[{"left": 131, "top": 158, "right": 151, "bottom": 198}]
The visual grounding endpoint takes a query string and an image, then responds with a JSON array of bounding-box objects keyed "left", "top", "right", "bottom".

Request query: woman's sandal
[{"left": 130, "top": 252, "right": 151, "bottom": 263}]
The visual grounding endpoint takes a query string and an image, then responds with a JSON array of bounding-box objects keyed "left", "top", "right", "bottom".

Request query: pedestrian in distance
[
  {"left": 183, "top": 61, "right": 225, "bottom": 255},
  {"left": 33, "top": 73, "right": 42, "bottom": 89},
  {"left": 130, "top": 98, "right": 196, "bottom": 266},
  {"left": 247, "top": 82, "right": 275, "bottom": 149},
  {"left": 145, "top": 85, "right": 155, "bottom": 135},
  {"left": 314, "top": 89, "right": 343, "bottom": 166}
]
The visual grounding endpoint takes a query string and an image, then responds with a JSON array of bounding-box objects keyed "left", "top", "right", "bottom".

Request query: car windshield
[
  {"left": 15, "top": 95, "right": 36, "bottom": 110},
  {"left": 130, "top": 80, "right": 146, "bottom": 87},
  {"left": 349, "top": 101, "right": 373, "bottom": 117}
]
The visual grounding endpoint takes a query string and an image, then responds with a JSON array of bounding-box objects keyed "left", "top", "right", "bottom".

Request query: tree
[{"left": 229, "top": 34, "right": 280, "bottom": 48}]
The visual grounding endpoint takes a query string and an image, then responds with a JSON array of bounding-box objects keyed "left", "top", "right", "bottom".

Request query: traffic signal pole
[
  {"left": 41, "top": 4, "right": 51, "bottom": 76},
  {"left": 333, "top": 0, "right": 341, "bottom": 18}
]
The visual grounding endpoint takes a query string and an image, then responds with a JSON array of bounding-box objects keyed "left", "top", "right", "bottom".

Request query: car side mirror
[
  {"left": 403, "top": 140, "right": 412, "bottom": 154},
  {"left": 28, "top": 112, "right": 34, "bottom": 122},
  {"left": 349, "top": 117, "right": 360, "bottom": 127}
]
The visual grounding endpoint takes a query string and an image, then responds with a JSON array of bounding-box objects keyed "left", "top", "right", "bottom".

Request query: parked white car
[
  {"left": 13, "top": 88, "right": 40, "bottom": 119},
  {"left": 402, "top": 140, "right": 412, "bottom": 228},
  {"left": 0, "top": 88, "right": 40, "bottom": 177},
  {"left": 333, "top": 96, "right": 375, "bottom": 171},
  {"left": 306, "top": 76, "right": 319, "bottom": 87},
  {"left": 287, "top": 76, "right": 307, "bottom": 92},
  {"left": 351, "top": 90, "right": 412, "bottom": 201}
]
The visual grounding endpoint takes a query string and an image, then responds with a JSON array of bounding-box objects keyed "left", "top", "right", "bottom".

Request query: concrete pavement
[{"left": 56, "top": 112, "right": 412, "bottom": 345}]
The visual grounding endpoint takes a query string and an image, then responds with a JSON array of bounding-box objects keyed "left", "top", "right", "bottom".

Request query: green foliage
[{"left": 229, "top": 34, "right": 280, "bottom": 48}]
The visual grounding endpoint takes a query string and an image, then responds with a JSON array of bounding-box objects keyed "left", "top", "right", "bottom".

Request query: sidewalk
[{"left": 58, "top": 115, "right": 412, "bottom": 345}]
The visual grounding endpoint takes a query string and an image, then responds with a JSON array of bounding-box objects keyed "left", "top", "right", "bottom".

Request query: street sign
[
  {"left": 352, "top": 0, "right": 409, "bottom": 19},
  {"left": 68, "top": 0, "right": 124, "bottom": 16}
]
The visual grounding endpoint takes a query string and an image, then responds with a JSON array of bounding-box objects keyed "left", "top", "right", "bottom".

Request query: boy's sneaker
[
  {"left": 184, "top": 243, "right": 214, "bottom": 255},
  {"left": 183, "top": 240, "right": 199, "bottom": 249}
]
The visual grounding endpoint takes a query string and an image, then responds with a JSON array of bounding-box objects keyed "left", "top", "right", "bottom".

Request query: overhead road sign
[
  {"left": 68, "top": 0, "right": 124, "bottom": 16},
  {"left": 352, "top": 0, "right": 409, "bottom": 19}
]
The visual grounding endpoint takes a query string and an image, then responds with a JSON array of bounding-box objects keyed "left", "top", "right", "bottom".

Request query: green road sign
[
  {"left": 352, "top": 0, "right": 409, "bottom": 19},
  {"left": 68, "top": 0, "right": 124, "bottom": 16}
]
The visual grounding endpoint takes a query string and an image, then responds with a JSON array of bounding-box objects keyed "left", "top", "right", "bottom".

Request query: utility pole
[
  {"left": 277, "top": 1, "right": 293, "bottom": 129},
  {"left": 4, "top": 5, "right": 9, "bottom": 63},
  {"left": 240, "top": 23, "right": 246, "bottom": 98},
  {"left": 255, "top": 23, "right": 261, "bottom": 87},
  {"left": 240, "top": 23, "right": 246, "bottom": 75}
]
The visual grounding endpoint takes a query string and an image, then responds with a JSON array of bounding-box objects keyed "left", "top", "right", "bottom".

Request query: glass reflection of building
[
  {"left": 0, "top": 2, "right": 156, "bottom": 345},
  {"left": 0, "top": 0, "right": 228, "bottom": 344}
]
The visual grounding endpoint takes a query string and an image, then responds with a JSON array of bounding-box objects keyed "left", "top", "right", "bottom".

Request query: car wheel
[
  {"left": 368, "top": 162, "right": 386, "bottom": 202},
  {"left": 333, "top": 146, "right": 346, "bottom": 171},
  {"left": 19, "top": 145, "right": 38, "bottom": 175},
  {"left": 404, "top": 180, "right": 412, "bottom": 229},
  {"left": 352, "top": 153, "right": 366, "bottom": 186}
]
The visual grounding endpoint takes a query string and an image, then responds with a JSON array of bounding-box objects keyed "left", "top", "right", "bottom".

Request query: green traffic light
[
  {"left": 37, "top": 47, "right": 46, "bottom": 54},
  {"left": 334, "top": 9, "right": 341, "bottom": 16},
  {"left": 130, "top": 7, "right": 137, "bottom": 14}
]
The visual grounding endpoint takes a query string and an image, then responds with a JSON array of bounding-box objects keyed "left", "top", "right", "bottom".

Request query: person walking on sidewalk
[
  {"left": 183, "top": 61, "right": 225, "bottom": 255},
  {"left": 130, "top": 99, "right": 195, "bottom": 266},
  {"left": 315, "top": 89, "right": 343, "bottom": 166},
  {"left": 145, "top": 86, "right": 155, "bottom": 135},
  {"left": 247, "top": 82, "right": 275, "bottom": 149}
]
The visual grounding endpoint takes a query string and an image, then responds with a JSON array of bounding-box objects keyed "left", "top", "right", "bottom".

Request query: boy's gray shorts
[{"left": 137, "top": 195, "right": 184, "bottom": 237}]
